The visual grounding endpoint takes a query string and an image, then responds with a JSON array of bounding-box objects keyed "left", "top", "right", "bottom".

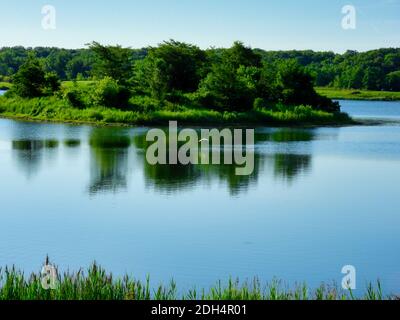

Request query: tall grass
[
  {"left": 0, "top": 96, "right": 354, "bottom": 126},
  {"left": 0, "top": 261, "right": 393, "bottom": 300}
]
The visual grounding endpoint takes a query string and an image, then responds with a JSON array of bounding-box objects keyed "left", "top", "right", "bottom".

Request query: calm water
[{"left": 0, "top": 100, "right": 400, "bottom": 294}]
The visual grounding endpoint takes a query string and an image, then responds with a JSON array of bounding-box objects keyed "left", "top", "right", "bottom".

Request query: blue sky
[{"left": 0, "top": 0, "right": 399, "bottom": 52}]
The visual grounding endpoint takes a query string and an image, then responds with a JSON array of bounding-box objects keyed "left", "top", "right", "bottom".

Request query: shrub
[
  {"left": 92, "top": 77, "right": 130, "bottom": 108},
  {"left": 43, "top": 72, "right": 61, "bottom": 95},
  {"left": 63, "top": 86, "right": 86, "bottom": 109},
  {"left": 253, "top": 97, "right": 269, "bottom": 110},
  {"left": 129, "top": 95, "right": 162, "bottom": 113}
]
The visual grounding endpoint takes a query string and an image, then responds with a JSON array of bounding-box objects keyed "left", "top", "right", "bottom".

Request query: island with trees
[{"left": 1, "top": 41, "right": 398, "bottom": 126}]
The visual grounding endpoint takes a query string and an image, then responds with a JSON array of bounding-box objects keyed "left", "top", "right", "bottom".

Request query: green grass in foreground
[
  {"left": 0, "top": 96, "right": 354, "bottom": 126},
  {"left": 0, "top": 262, "right": 395, "bottom": 300},
  {"left": 316, "top": 87, "right": 400, "bottom": 101}
]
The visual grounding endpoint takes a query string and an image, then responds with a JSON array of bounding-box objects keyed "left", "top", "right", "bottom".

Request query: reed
[{"left": 0, "top": 261, "right": 393, "bottom": 300}]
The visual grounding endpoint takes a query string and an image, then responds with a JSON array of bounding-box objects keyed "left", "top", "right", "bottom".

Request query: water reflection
[
  {"left": 133, "top": 129, "right": 314, "bottom": 195},
  {"left": 64, "top": 139, "right": 81, "bottom": 148},
  {"left": 12, "top": 139, "right": 59, "bottom": 179},
  {"left": 270, "top": 129, "right": 315, "bottom": 142},
  {"left": 88, "top": 129, "right": 130, "bottom": 195},
  {"left": 273, "top": 154, "right": 312, "bottom": 182},
  {"left": 10, "top": 127, "right": 318, "bottom": 195}
]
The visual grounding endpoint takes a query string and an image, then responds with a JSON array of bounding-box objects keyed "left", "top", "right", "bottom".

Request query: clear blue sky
[{"left": 0, "top": 0, "right": 399, "bottom": 52}]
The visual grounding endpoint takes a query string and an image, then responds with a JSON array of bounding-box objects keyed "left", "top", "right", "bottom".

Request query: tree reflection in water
[
  {"left": 10, "top": 127, "right": 318, "bottom": 195},
  {"left": 132, "top": 128, "right": 316, "bottom": 195},
  {"left": 88, "top": 128, "right": 131, "bottom": 195},
  {"left": 11, "top": 139, "right": 59, "bottom": 179}
]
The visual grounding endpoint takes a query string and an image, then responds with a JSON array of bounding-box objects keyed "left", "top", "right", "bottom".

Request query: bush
[
  {"left": 91, "top": 77, "right": 130, "bottom": 108},
  {"left": 43, "top": 72, "right": 61, "bottom": 95},
  {"left": 129, "top": 95, "right": 162, "bottom": 112},
  {"left": 63, "top": 86, "right": 86, "bottom": 109},
  {"left": 253, "top": 97, "right": 267, "bottom": 110}
]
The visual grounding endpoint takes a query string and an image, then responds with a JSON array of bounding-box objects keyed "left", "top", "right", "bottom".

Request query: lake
[{"left": 0, "top": 100, "right": 399, "bottom": 295}]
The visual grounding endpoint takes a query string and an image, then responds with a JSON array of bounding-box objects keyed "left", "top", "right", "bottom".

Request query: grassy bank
[
  {"left": 0, "top": 82, "right": 12, "bottom": 90},
  {"left": 0, "top": 262, "right": 394, "bottom": 300},
  {"left": 0, "top": 96, "right": 354, "bottom": 127},
  {"left": 316, "top": 87, "right": 400, "bottom": 101}
]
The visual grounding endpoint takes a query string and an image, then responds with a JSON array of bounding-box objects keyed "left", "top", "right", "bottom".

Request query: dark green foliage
[
  {"left": 44, "top": 49, "right": 72, "bottom": 79},
  {"left": 43, "top": 72, "right": 61, "bottom": 95},
  {"left": 275, "top": 60, "right": 339, "bottom": 112},
  {"left": 6, "top": 40, "right": 380, "bottom": 114},
  {"left": 63, "top": 85, "right": 86, "bottom": 109},
  {"left": 1, "top": 46, "right": 399, "bottom": 91},
  {"left": 11, "top": 54, "right": 61, "bottom": 98},
  {"left": 91, "top": 77, "right": 130, "bottom": 108},
  {"left": 385, "top": 71, "right": 400, "bottom": 91},
  {"left": 0, "top": 46, "right": 28, "bottom": 76},
  {"left": 197, "top": 42, "right": 261, "bottom": 111},
  {"left": 198, "top": 64, "right": 257, "bottom": 111},
  {"left": 134, "top": 40, "right": 207, "bottom": 97},
  {"left": 256, "top": 48, "right": 400, "bottom": 91},
  {"left": 134, "top": 57, "right": 169, "bottom": 100},
  {"left": 197, "top": 43, "right": 338, "bottom": 112},
  {"left": 12, "top": 54, "right": 46, "bottom": 98},
  {"left": 224, "top": 41, "right": 262, "bottom": 69},
  {"left": 276, "top": 60, "right": 315, "bottom": 104},
  {"left": 65, "top": 50, "right": 95, "bottom": 80},
  {"left": 88, "top": 42, "right": 133, "bottom": 85}
]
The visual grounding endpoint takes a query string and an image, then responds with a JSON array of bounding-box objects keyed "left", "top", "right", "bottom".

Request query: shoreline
[
  {"left": 0, "top": 94, "right": 357, "bottom": 128},
  {"left": 0, "top": 112, "right": 359, "bottom": 129},
  {"left": 316, "top": 87, "right": 400, "bottom": 101}
]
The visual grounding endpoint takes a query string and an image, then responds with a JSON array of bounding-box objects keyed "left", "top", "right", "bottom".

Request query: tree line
[
  {"left": 1, "top": 45, "right": 399, "bottom": 92},
  {"left": 4, "top": 41, "right": 343, "bottom": 113}
]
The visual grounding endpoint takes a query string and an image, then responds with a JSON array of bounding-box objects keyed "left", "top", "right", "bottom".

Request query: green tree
[
  {"left": 133, "top": 57, "right": 169, "bottom": 100},
  {"left": 224, "top": 41, "right": 262, "bottom": 69},
  {"left": 276, "top": 60, "right": 339, "bottom": 112},
  {"left": 135, "top": 40, "right": 207, "bottom": 96},
  {"left": 198, "top": 63, "right": 257, "bottom": 111},
  {"left": 276, "top": 60, "right": 315, "bottom": 104},
  {"left": 12, "top": 54, "right": 46, "bottom": 98},
  {"left": 44, "top": 49, "right": 72, "bottom": 79},
  {"left": 197, "top": 42, "right": 261, "bottom": 111},
  {"left": 385, "top": 71, "right": 400, "bottom": 91},
  {"left": 92, "top": 77, "right": 130, "bottom": 108},
  {"left": 363, "top": 67, "right": 383, "bottom": 90},
  {"left": 66, "top": 50, "right": 94, "bottom": 80},
  {"left": 198, "top": 42, "right": 262, "bottom": 111},
  {"left": 88, "top": 42, "right": 133, "bottom": 84},
  {"left": 43, "top": 72, "right": 61, "bottom": 95}
]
